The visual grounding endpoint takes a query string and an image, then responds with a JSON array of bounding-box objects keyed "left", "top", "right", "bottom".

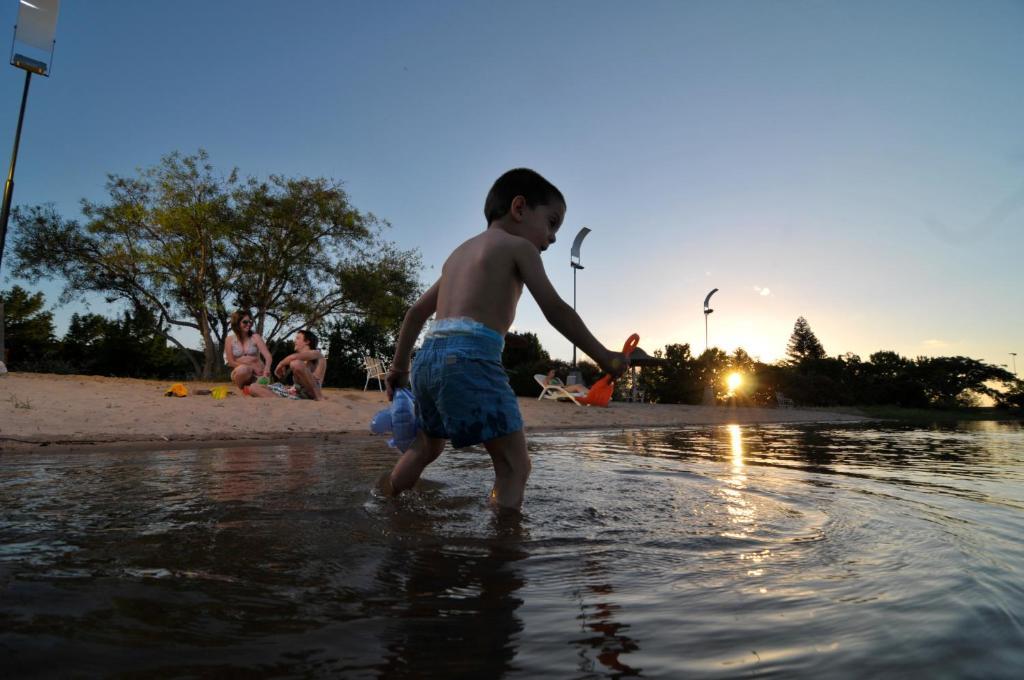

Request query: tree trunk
[{"left": 198, "top": 307, "right": 219, "bottom": 379}]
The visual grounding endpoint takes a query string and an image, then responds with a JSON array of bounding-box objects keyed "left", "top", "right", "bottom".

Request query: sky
[{"left": 0, "top": 0, "right": 1021, "bottom": 370}]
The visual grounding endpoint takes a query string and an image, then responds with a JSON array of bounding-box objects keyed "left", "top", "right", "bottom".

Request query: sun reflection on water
[
  {"left": 728, "top": 424, "right": 744, "bottom": 469},
  {"left": 720, "top": 425, "right": 756, "bottom": 539}
]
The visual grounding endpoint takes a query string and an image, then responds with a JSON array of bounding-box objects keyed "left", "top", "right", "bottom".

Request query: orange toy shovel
[{"left": 576, "top": 334, "right": 640, "bottom": 407}]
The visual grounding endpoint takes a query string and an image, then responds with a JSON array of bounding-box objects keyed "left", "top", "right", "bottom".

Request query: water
[{"left": 2, "top": 422, "right": 1023, "bottom": 678}]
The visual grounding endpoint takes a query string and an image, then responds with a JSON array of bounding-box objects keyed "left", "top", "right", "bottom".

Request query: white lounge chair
[
  {"left": 534, "top": 374, "right": 587, "bottom": 405},
  {"left": 363, "top": 356, "right": 388, "bottom": 391}
]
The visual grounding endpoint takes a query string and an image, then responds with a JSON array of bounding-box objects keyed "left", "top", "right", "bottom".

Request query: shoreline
[{"left": 1, "top": 372, "right": 872, "bottom": 454}]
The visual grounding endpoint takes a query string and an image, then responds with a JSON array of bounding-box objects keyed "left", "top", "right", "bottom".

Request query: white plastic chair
[
  {"left": 776, "top": 391, "right": 795, "bottom": 408},
  {"left": 363, "top": 356, "right": 388, "bottom": 391}
]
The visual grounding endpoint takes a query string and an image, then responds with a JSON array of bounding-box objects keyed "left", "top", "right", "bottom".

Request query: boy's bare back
[
  {"left": 435, "top": 189, "right": 572, "bottom": 334},
  {"left": 435, "top": 229, "right": 530, "bottom": 335}
]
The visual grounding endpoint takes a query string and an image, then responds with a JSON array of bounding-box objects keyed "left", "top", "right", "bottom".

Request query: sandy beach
[{"left": 0, "top": 372, "right": 869, "bottom": 452}]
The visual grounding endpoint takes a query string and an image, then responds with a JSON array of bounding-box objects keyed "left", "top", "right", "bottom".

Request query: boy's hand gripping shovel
[{"left": 576, "top": 334, "right": 640, "bottom": 407}]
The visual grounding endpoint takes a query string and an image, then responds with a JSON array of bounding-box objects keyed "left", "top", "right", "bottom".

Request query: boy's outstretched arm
[
  {"left": 386, "top": 280, "right": 440, "bottom": 398},
  {"left": 514, "top": 241, "right": 627, "bottom": 377}
]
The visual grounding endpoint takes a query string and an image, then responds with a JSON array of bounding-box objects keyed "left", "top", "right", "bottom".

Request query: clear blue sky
[{"left": 1, "top": 0, "right": 1021, "bottom": 369}]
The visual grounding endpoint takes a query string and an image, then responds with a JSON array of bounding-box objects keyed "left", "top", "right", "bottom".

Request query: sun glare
[{"left": 726, "top": 372, "right": 743, "bottom": 393}]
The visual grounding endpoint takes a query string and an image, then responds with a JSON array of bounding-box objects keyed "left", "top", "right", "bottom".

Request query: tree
[
  {"left": 913, "top": 356, "right": 1016, "bottom": 408},
  {"left": 227, "top": 176, "right": 420, "bottom": 340},
  {"left": 322, "top": 315, "right": 400, "bottom": 388},
  {"left": 647, "top": 343, "right": 699, "bottom": 404},
  {"left": 12, "top": 151, "right": 235, "bottom": 377},
  {"left": 502, "top": 331, "right": 552, "bottom": 396},
  {"left": 502, "top": 331, "right": 549, "bottom": 368},
  {"left": 61, "top": 308, "right": 187, "bottom": 378},
  {"left": 12, "top": 150, "right": 421, "bottom": 378},
  {"left": 786, "top": 316, "right": 826, "bottom": 363},
  {"left": 696, "top": 347, "right": 730, "bottom": 402},
  {"left": 722, "top": 347, "right": 758, "bottom": 403},
  {"left": 860, "top": 351, "right": 926, "bottom": 407},
  {"left": 61, "top": 312, "right": 114, "bottom": 372},
  {"left": 0, "top": 286, "right": 56, "bottom": 367},
  {"left": 996, "top": 379, "right": 1024, "bottom": 409}
]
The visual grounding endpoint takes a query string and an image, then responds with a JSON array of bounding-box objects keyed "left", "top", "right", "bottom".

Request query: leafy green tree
[
  {"left": 61, "top": 313, "right": 115, "bottom": 371},
  {"left": 502, "top": 331, "right": 549, "bottom": 368},
  {"left": 749, "top": 361, "right": 787, "bottom": 406},
  {"left": 778, "top": 356, "right": 848, "bottom": 406},
  {"left": 996, "top": 379, "right": 1024, "bottom": 409},
  {"left": 696, "top": 347, "right": 730, "bottom": 402},
  {"left": 721, "top": 347, "right": 759, "bottom": 404},
  {"left": 786, "top": 316, "right": 826, "bottom": 363},
  {"left": 647, "top": 343, "right": 699, "bottom": 404},
  {"left": 502, "top": 331, "right": 552, "bottom": 396},
  {"left": 11, "top": 150, "right": 421, "bottom": 378},
  {"left": 913, "top": 356, "right": 1016, "bottom": 408},
  {"left": 322, "top": 315, "right": 400, "bottom": 388},
  {"left": 228, "top": 176, "right": 420, "bottom": 340},
  {"left": 60, "top": 308, "right": 187, "bottom": 378},
  {"left": 0, "top": 286, "right": 56, "bottom": 367},
  {"left": 12, "top": 151, "right": 235, "bottom": 377},
  {"left": 859, "top": 351, "right": 927, "bottom": 407}
]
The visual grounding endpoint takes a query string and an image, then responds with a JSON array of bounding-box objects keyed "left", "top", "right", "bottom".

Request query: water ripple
[{"left": 1, "top": 423, "right": 1022, "bottom": 677}]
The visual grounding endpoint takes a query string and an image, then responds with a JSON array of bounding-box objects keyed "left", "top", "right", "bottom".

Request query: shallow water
[{"left": 2, "top": 422, "right": 1023, "bottom": 678}]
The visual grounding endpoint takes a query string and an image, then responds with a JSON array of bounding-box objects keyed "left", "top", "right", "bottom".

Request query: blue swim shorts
[{"left": 411, "top": 318, "right": 523, "bottom": 448}]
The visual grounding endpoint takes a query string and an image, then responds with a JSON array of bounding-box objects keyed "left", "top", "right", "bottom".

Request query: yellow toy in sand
[{"left": 164, "top": 383, "right": 188, "bottom": 397}]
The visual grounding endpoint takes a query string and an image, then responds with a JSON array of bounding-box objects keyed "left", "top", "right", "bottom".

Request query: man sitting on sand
[{"left": 247, "top": 329, "right": 326, "bottom": 401}]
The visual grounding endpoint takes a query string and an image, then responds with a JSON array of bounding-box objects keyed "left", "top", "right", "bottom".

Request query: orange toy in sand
[{"left": 576, "top": 334, "right": 640, "bottom": 407}]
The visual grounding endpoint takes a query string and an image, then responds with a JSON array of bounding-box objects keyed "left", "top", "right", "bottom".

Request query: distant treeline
[
  {"left": 500, "top": 318, "right": 1023, "bottom": 410},
  {"left": 0, "top": 285, "right": 399, "bottom": 389},
  {"left": 5, "top": 288, "right": 1021, "bottom": 409}
]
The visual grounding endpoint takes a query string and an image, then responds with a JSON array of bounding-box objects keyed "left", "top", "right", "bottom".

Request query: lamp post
[
  {"left": 0, "top": 0, "right": 59, "bottom": 370},
  {"left": 702, "top": 288, "right": 718, "bottom": 405},
  {"left": 568, "top": 226, "right": 591, "bottom": 383},
  {"left": 702, "top": 288, "right": 718, "bottom": 353},
  {"left": 1011, "top": 352, "right": 1018, "bottom": 376}
]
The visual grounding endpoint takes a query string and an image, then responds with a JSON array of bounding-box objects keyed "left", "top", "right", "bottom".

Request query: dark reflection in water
[
  {"left": 2, "top": 422, "right": 1023, "bottom": 678},
  {"left": 572, "top": 556, "right": 642, "bottom": 677},
  {"left": 367, "top": 513, "right": 529, "bottom": 679}
]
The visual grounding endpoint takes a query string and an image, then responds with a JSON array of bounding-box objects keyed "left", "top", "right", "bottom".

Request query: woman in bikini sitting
[{"left": 224, "top": 309, "right": 273, "bottom": 392}]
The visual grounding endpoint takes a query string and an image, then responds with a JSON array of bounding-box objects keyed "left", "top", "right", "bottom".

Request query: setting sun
[{"left": 726, "top": 372, "right": 743, "bottom": 393}]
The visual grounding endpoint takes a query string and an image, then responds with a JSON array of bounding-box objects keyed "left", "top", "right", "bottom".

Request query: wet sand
[{"left": 0, "top": 372, "right": 869, "bottom": 452}]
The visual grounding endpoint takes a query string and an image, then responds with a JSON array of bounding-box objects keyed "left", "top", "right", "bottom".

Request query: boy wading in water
[{"left": 384, "top": 168, "right": 628, "bottom": 509}]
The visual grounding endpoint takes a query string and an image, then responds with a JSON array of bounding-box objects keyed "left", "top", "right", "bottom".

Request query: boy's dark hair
[
  {"left": 298, "top": 329, "right": 318, "bottom": 350},
  {"left": 484, "top": 168, "right": 565, "bottom": 224}
]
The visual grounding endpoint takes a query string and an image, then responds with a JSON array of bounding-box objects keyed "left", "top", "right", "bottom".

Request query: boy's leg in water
[
  {"left": 483, "top": 430, "right": 531, "bottom": 510},
  {"left": 386, "top": 430, "right": 446, "bottom": 495}
]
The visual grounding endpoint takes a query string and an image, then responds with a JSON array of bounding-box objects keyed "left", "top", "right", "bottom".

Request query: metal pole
[
  {"left": 704, "top": 314, "right": 708, "bottom": 353},
  {"left": 572, "top": 266, "right": 577, "bottom": 367},
  {"left": 0, "top": 69, "right": 32, "bottom": 271},
  {"left": 568, "top": 227, "right": 590, "bottom": 376},
  {"left": 1012, "top": 352, "right": 1018, "bottom": 376},
  {"left": 0, "top": 69, "right": 34, "bottom": 366}
]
